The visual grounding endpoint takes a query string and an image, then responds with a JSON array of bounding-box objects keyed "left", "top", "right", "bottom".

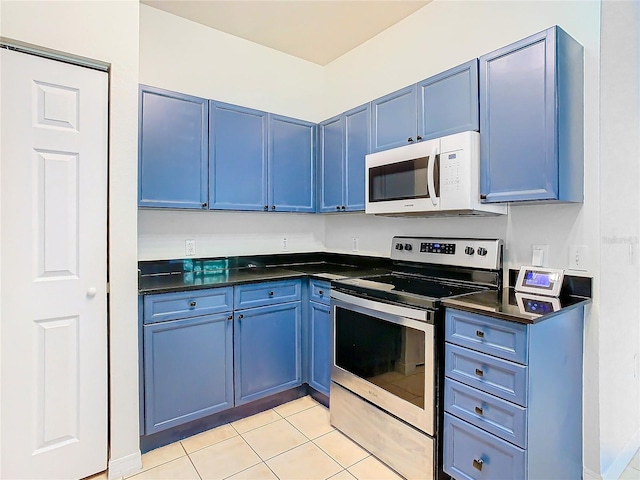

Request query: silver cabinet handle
[
  {"left": 475, "top": 368, "right": 484, "bottom": 377},
  {"left": 476, "top": 330, "right": 485, "bottom": 338},
  {"left": 473, "top": 459, "right": 483, "bottom": 471},
  {"left": 475, "top": 406, "right": 483, "bottom": 415},
  {"left": 189, "top": 301, "right": 197, "bottom": 307},
  {"left": 237, "top": 314, "right": 244, "bottom": 319}
]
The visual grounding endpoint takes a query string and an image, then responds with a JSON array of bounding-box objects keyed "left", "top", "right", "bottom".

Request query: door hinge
[{"left": 106, "top": 282, "right": 110, "bottom": 294}]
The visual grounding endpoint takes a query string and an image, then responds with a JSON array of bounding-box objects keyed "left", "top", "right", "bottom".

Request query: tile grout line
[
  {"left": 185, "top": 450, "right": 203, "bottom": 480},
  {"left": 126, "top": 443, "right": 190, "bottom": 479}
]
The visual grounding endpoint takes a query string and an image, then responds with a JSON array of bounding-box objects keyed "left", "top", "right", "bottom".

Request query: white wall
[
  {"left": 598, "top": 1, "right": 640, "bottom": 477},
  {"left": 0, "top": 1, "right": 141, "bottom": 478}
]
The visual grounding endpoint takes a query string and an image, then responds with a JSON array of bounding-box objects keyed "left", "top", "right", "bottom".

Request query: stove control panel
[
  {"left": 391, "top": 236, "right": 503, "bottom": 270},
  {"left": 420, "top": 242, "right": 456, "bottom": 254}
]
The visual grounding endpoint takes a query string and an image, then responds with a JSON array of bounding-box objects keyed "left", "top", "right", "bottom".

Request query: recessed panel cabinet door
[
  {"left": 479, "top": 27, "right": 584, "bottom": 203},
  {"left": 417, "top": 59, "right": 479, "bottom": 141},
  {"left": 144, "top": 313, "right": 234, "bottom": 434},
  {"left": 269, "top": 115, "right": 316, "bottom": 212},
  {"left": 344, "top": 104, "right": 370, "bottom": 211},
  {"left": 234, "top": 302, "right": 302, "bottom": 405},
  {"left": 210, "top": 102, "right": 268, "bottom": 211},
  {"left": 370, "top": 85, "right": 417, "bottom": 153},
  {"left": 308, "top": 301, "right": 331, "bottom": 395},
  {"left": 139, "top": 85, "right": 209, "bottom": 208},
  {"left": 318, "top": 115, "right": 344, "bottom": 212}
]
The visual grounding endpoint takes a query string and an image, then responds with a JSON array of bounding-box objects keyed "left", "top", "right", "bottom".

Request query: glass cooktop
[{"left": 332, "top": 273, "right": 483, "bottom": 309}]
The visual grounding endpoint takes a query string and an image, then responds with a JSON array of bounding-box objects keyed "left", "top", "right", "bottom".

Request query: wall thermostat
[{"left": 515, "top": 266, "right": 564, "bottom": 297}]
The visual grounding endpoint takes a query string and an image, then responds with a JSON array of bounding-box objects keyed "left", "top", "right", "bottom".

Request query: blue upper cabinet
[
  {"left": 343, "top": 104, "right": 369, "bottom": 211},
  {"left": 139, "top": 85, "right": 208, "bottom": 209},
  {"left": 479, "top": 26, "right": 584, "bottom": 203},
  {"left": 209, "top": 102, "right": 268, "bottom": 211},
  {"left": 370, "top": 85, "right": 417, "bottom": 153},
  {"left": 417, "top": 59, "right": 479, "bottom": 140},
  {"left": 269, "top": 114, "right": 316, "bottom": 212},
  {"left": 318, "top": 103, "right": 369, "bottom": 212},
  {"left": 318, "top": 115, "right": 344, "bottom": 212}
]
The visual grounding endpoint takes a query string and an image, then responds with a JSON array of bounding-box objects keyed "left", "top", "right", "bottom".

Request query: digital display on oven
[
  {"left": 523, "top": 270, "right": 555, "bottom": 290},
  {"left": 420, "top": 242, "right": 455, "bottom": 254}
]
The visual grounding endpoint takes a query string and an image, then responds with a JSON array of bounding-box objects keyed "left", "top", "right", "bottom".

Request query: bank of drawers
[{"left": 443, "top": 308, "right": 529, "bottom": 480}]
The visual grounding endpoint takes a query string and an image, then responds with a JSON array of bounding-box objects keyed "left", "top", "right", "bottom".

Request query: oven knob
[
  {"left": 396, "top": 243, "right": 404, "bottom": 250},
  {"left": 477, "top": 247, "right": 487, "bottom": 256},
  {"left": 404, "top": 244, "right": 412, "bottom": 251},
  {"left": 464, "top": 246, "right": 475, "bottom": 255}
]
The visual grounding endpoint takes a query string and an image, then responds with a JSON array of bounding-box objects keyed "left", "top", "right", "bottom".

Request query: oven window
[
  {"left": 368, "top": 156, "right": 439, "bottom": 202},
  {"left": 335, "top": 307, "right": 425, "bottom": 409}
]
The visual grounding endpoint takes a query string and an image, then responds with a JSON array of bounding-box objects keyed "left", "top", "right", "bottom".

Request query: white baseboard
[
  {"left": 108, "top": 451, "right": 142, "bottom": 480},
  {"left": 602, "top": 429, "right": 640, "bottom": 480}
]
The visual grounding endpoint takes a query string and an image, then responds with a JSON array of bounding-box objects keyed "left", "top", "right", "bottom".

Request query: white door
[{"left": 1, "top": 49, "right": 108, "bottom": 479}]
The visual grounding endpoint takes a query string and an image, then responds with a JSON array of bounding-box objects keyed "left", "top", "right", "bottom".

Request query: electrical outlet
[
  {"left": 352, "top": 237, "right": 359, "bottom": 252},
  {"left": 282, "top": 237, "right": 288, "bottom": 252},
  {"left": 569, "top": 245, "right": 588, "bottom": 271},
  {"left": 531, "top": 244, "right": 549, "bottom": 267},
  {"left": 185, "top": 239, "right": 196, "bottom": 257}
]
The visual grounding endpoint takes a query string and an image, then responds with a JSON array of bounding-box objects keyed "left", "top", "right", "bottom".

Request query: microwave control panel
[{"left": 441, "top": 152, "right": 461, "bottom": 192}]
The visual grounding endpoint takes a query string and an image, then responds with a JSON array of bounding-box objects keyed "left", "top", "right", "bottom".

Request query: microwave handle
[{"left": 427, "top": 145, "right": 439, "bottom": 206}]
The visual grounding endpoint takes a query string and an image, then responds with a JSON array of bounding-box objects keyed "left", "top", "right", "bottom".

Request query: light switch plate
[{"left": 531, "top": 244, "right": 548, "bottom": 267}]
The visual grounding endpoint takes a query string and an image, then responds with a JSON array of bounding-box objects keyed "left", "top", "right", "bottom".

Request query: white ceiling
[{"left": 140, "top": 0, "right": 431, "bottom": 66}]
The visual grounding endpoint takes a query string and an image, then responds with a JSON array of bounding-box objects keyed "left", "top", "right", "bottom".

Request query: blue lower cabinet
[
  {"left": 444, "top": 413, "right": 526, "bottom": 480},
  {"left": 308, "top": 301, "right": 331, "bottom": 395},
  {"left": 143, "top": 312, "right": 233, "bottom": 434},
  {"left": 234, "top": 301, "right": 302, "bottom": 405}
]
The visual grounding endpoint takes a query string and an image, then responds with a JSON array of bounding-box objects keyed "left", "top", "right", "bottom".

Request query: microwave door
[{"left": 365, "top": 140, "right": 440, "bottom": 214}]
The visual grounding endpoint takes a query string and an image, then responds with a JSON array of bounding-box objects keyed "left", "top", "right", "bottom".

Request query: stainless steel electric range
[{"left": 329, "top": 236, "right": 503, "bottom": 480}]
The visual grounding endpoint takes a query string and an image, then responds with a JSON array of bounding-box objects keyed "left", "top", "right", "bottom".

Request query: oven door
[{"left": 331, "top": 290, "right": 435, "bottom": 436}]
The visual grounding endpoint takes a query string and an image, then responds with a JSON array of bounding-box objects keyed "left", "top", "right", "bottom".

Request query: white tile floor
[{"left": 87, "top": 396, "right": 640, "bottom": 480}]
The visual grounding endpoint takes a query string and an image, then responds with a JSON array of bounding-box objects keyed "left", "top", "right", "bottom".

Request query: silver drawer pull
[
  {"left": 189, "top": 301, "right": 197, "bottom": 307},
  {"left": 318, "top": 290, "right": 324, "bottom": 295},
  {"left": 476, "top": 330, "right": 485, "bottom": 338},
  {"left": 475, "top": 406, "right": 484, "bottom": 415},
  {"left": 268, "top": 291, "right": 274, "bottom": 296},
  {"left": 473, "top": 458, "right": 484, "bottom": 471},
  {"left": 475, "top": 368, "right": 484, "bottom": 377}
]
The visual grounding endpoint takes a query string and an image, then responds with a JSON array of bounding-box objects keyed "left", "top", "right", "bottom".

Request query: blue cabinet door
[
  {"left": 234, "top": 302, "right": 302, "bottom": 405},
  {"left": 344, "top": 103, "right": 369, "bottom": 211},
  {"left": 209, "top": 101, "right": 268, "bottom": 211},
  {"left": 269, "top": 115, "right": 316, "bottom": 212},
  {"left": 138, "top": 85, "right": 208, "bottom": 209},
  {"left": 308, "top": 301, "right": 331, "bottom": 395},
  {"left": 479, "top": 26, "right": 583, "bottom": 203},
  {"left": 143, "top": 313, "right": 233, "bottom": 434},
  {"left": 318, "top": 115, "right": 344, "bottom": 213},
  {"left": 370, "top": 85, "right": 417, "bottom": 153},
  {"left": 417, "top": 59, "right": 479, "bottom": 141}
]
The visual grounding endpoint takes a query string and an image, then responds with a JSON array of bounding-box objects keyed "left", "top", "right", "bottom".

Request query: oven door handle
[{"left": 331, "top": 290, "right": 433, "bottom": 323}]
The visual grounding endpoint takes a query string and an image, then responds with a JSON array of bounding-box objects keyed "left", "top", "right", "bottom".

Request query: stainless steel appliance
[
  {"left": 330, "top": 237, "right": 503, "bottom": 480},
  {"left": 365, "top": 131, "right": 506, "bottom": 216}
]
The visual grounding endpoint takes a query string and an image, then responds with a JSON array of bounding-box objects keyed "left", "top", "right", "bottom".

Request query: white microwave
[{"left": 365, "top": 131, "right": 506, "bottom": 216}]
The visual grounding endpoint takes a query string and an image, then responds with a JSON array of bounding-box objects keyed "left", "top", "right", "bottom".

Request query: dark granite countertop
[
  {"left": 442, "top": 287, "right": 590, "bottom": 324},
  {"left": 139, "top": 259, "right": 391, "bottom": 295}
]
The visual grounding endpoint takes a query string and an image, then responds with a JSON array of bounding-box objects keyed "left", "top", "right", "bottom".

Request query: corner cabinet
[
  {"left": 209, "top": 101, "right": 268, "bottom": 211},
  {"left": 370, "top": 59, "right": 479, "bottom": 153},
  {"left": 138, "top": 85, "right": 209, "bottom": 209},
  {"left": 443, "top": 307, "right": 584, "bottom": 480},
  {"left": 269, "top": 115, "right": 316, "bottom": 212},
  {"left": 479, "top": 26, "right": 584, "bottom": 203},
  {"left": 318, "top": 104, "right": 369, "bottom": 212}
]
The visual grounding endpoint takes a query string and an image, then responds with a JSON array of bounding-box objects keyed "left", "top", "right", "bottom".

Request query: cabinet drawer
[
  {"left": 446, "top": 309, "right": 528, "bottom": 364},
  {"left": 143, "top": 287, "right": 233, "bottom": 324},
  {"left": 444, "top": 413, "right": 526, "bottom": 480},
  {"left": 234, "top": 280, "right": 301, "bottom": 309},
  {"left": 309, "top": 280, "right": 331, "bottom": 305},
  {"left": 445, "top": 344, "right": 528, "bottom": 407},
  {"left": 445, "top": 378, "right": 526, "bottom": 448}
]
